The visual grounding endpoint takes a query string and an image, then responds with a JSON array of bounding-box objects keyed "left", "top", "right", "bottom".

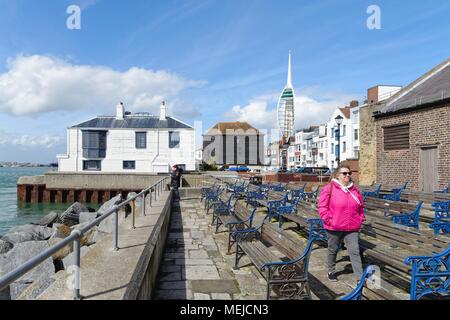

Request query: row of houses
[{"left": 267, "top": 86, "right": 402, "bottom": 171}]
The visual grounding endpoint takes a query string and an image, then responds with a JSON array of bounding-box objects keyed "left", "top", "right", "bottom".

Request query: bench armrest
[{"left": 261, "top": 239, "right": 315, "bottom": 271}]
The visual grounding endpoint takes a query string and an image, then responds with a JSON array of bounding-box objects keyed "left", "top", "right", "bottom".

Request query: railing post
[
  {"left": 113, "top": 207, "right": 119, "bottom": 251},
  {"left": 73, "top": 231, "right": 82, "bottom": 300},
  {"left": 132, "top": 199, "right": 136, "bottom": 229},
  {"left": 142, "top": 193, "right": 146, "bottom": 216},
  {"left": 154, "top": 186, "right": 157, "bottom": 200},
  {"left": 149, "top": 189, "right": 152, "bottom": 207}
]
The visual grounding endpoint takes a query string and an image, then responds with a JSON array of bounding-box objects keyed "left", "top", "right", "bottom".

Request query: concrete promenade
[{"left": 154, "top": 197, "right": 409, "bottom": 300}]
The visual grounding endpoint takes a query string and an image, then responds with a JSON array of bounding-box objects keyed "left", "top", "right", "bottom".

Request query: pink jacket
[{"left": 318, "top": 180, "right": 365, "bottom": 232}]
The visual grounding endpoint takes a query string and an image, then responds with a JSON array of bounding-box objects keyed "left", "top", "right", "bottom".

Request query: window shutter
[{"left": 383, "top": 123, "right": 410, "bottom": 150}]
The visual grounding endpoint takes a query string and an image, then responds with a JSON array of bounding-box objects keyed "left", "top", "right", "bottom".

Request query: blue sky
[{"left": 1, "top": 0, "right": 450, "bottom": 163}]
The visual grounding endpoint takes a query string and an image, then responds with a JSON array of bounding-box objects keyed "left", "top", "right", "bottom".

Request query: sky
[{"left": 0, "top": 0, "right": 450, "bottom": 163}]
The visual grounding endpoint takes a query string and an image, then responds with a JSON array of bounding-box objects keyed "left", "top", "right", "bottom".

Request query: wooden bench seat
[{"left": 232, "top": 220, "right": 315, "bottom": 300}]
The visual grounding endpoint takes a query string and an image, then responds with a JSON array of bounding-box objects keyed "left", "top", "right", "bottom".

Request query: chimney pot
[
  {"left": 160, "top": 100, "right": 166, "bottom": 120},
  {"left": 116, "top": 102, "right": 125, "bottom": 119}
]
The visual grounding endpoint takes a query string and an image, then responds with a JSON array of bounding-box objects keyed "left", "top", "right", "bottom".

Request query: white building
[
  {"left": 326, "top": 102, "right": 359, "bottom": 170},
  {"left": 57, "top": 102, "right": 196, "bottom": 173}
]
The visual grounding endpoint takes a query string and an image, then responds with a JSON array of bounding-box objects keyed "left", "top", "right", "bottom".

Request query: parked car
[{"left": 227, "top": 166, "right": 250, "bottom": 172}]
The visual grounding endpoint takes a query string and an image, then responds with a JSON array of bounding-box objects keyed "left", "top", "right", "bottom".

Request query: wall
[
  {"left": 375, "top": 104, "right": 450, "bottom": 191},
  {"left": 59, "top": 127, "right": 196, "bottom": 173},
  {"left": 359, "top": 104, "right": 378, "bottom": 186}
]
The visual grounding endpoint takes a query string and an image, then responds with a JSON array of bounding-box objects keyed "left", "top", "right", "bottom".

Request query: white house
[
  {"left": 326, "top": 102, "right": 360, "bottom": 170},
  {"left": 57, "top": 102, "right": 196, "bottom": 173}
]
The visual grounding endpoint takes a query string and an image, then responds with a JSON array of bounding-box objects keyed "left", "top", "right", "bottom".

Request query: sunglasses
[{"left": 340, "top": 171, "right": 352, "bottom": 176}]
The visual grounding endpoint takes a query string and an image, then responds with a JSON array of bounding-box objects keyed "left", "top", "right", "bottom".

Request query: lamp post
[{"left": 334, "top": 115, "right": 343, "bottom": 167}]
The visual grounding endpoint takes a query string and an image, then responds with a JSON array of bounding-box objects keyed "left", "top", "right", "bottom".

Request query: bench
[
  {"left": 404, "top": 244, "right": 450, "bottom": 300},
  {"left": 429, "top": 200, "right": 450, "bottom": 235},
  {"left": 232, "top": 219, "right": 316, "bottom": 299},
  {"left": 214, "top": 199, "right": 256, "bottom": 233},
  {"left": 209, "top": 192, "right": 234, "bottom": 226},
  {"left": 434, "top": 182, "right": 450, "bottom": 194},
  {"left": 362, "top": 184, "right": 382, "bottom": 199},
  {"left": 245, "top": 190, "right": 267, "bottom": 207},
  {"left": 387, "top": 201, "right": 424, "bottom": 229}
]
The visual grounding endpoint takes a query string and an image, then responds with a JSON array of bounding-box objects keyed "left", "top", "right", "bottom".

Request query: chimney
[
  {"left": 116, "top": 102, "right": 125, "bottom": 119},
  {"left": 160, "top": 100, "right": 166, "bottom": 120},
  {"left": 350, "top": 100, "right": 359, "bottom": 108}
]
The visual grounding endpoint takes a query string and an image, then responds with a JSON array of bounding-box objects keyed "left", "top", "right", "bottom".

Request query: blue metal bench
[
  {"left": 382, "top": 182, "right": 408, "bottom": 201},
  {"left": 363, "top": 184, "right": 382, "bottom": 198},
  {"left": 267, "top": 194, "right": 289, "bottom": 219},
  {"left": 204, "top": 186, "right": 223, "bottom": 210},
  {"left": 434, "top": 182, "right": 450, "bottom": 194},
  {"left": 245, "top": 190, "right": 267, "bottom": 207},
  {"left": 404, "top": 245, "right": 450, "bottom": 300},
  {"left": 209, "top": 194, "right": 233, "bottom": 226},
  {"left": 340, "top": 265, "right": 378, "bottom": 300},
  {"left": 429, "top": 200, "right": 450, "bottom": 235},
  {"left": 232, "top": 217, "right": 317, "bottom": 299},
  {"left": 386, "top": 201, "right": 424, "bottom": 229},
  {"left": 303, "top": 186, "right": 319, "bottom": 200}
]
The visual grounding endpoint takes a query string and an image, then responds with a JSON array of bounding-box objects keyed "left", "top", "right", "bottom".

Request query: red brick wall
[{"left": 375, "top": 104, "right": 450, "bottom": 191}]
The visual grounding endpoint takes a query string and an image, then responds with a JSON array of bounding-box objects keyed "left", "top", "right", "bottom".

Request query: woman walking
[{"left": 318, "top": 164, "right": 365, "bottom": 282}]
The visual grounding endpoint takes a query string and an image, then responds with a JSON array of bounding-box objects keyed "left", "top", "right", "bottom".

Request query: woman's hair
[{"left": 332, "top": 164, "right": 351, "bottom": 179}]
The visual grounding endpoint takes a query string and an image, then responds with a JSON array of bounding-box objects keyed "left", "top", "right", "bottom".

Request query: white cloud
[
  {"left": 0, "top": 54, "right": 205, "bottom": 117},
  {"left": 0, "top": 129, "right": 63, "bottom": 149},
  {"left": 225, "top": 90, "right": 359, "bottom": 131}
]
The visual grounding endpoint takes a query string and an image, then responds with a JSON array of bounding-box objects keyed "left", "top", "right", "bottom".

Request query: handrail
[{"left": 0, "top": 176, "right": 169, "bottom": 300}]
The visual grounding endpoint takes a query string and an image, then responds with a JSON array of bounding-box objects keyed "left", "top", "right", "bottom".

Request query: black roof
[
  {"left": 71, "top": 116, "right": 193, "bottom": 129},
  {"left": 379, "top": 59, "right": 450, "bottom": 115}
]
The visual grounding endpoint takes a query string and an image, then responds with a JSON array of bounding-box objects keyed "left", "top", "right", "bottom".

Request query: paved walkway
[{"left": 154, "top": 198, "right": 408, "bottom": 300}]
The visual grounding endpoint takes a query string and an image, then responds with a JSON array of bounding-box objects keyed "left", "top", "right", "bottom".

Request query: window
[
  {"left": 354, "top": 129, "right": 359, "bottom": 141},
  {"left": 135, "top": 132, "right": 147, "bottom": 149},
  {"left": 123, "top": 161, "right": 136, "bottom": 170},
  {"left": 169, "top": 131, "right": 180, "bottom": 148},
  {"left": 335, "top": 144, "right": 340, "bottom": 156},
  {"left": 343, "top": 141, "right": 347, "bottom": 153},
  {"left": 83, "top": 160, "right": 101, "bottom": 171},
  {"left": 320, "top": 153, "right": 323, "bottom": 160},
  {"left": 383, "top": 123, "right": 410, "bottom": 150},
  {"left": 343, "top": 125, "right": 346, "bottom": 136},
  {"left": 331, "top": 143, "right": 334, "bottom": 154},
  {"left": 82, "top": 131, "right": 107, "bottom": 158},
  {"left": 354, "top": 147, "right": 359, "bottom": 159}
]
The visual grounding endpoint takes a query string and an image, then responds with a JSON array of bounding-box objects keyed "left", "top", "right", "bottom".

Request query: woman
[{"left": 318, "top": 164, "right": 365, "bottom": 282}]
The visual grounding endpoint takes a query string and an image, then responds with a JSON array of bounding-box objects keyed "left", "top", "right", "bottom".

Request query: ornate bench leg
[{"left": 234, "top": 243, "right": 245, "bottom": 270}]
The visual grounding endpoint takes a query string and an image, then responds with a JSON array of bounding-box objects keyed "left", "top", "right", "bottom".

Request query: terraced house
[{"left": 57, "top": 101, "right": 196, "bottom": 173}]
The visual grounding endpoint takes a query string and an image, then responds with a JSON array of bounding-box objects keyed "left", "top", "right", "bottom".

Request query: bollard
[
  {"left": 113, "top": 208, "right": 119, "bottom": 251},
  {"left": 73, "top": 234, "right": 81, "bottom": 300},
  {"left": 132, "top": 199, "right": 136, "bottom": 229}
]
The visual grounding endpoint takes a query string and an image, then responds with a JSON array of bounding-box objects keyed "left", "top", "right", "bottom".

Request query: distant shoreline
[{"left": 0, "top": 163, "right": 57, "bottom": 168}]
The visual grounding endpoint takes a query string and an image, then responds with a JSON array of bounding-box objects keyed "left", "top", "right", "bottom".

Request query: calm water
[{"left": 0, "top": 167, "right": 70, "bottom": 236}]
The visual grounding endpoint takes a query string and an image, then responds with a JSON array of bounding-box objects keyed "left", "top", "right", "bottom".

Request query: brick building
[{"left": 373, "top": 59, "right": 450, "bottom": 192}]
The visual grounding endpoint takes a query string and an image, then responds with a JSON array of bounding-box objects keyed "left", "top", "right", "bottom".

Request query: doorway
[{"left": 420, "top": 146, "right": 439, "bottom": 192}]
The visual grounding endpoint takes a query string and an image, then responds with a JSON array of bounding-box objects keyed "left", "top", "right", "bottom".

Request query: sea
[{"left": 0, "top": 167, "right": 69, "bottom": 236}]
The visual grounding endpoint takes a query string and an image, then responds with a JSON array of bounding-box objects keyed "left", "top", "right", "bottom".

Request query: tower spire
[{"left": 286, "top": 50, "right": 293, "bottom": 88}]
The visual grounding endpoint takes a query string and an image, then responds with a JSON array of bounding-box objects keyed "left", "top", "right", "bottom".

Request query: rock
[
  {"left": 79, "top": 212, "right": 99, "bottom": 225},
  {"left": 57, "top": 202, "right": 88, "bottom": 227},
  {"left": 16, "top": 271, "right": 56, "bottom": 300},
  {"left": 3, "top": 225, "right": 53, "bottom": 244},
  {"left": 87, "top": 207, "right": 97, "bottom": 213},
  {"left": 98, "top": 195, "right": 122, "bottom": 216},
  {"left": 0, "top": 239, "right": 13, "bottom": 254},
  {"left": 47, "top": 238, "right": 72, "bottom": 260},
  {"left": 0, "top": 241, "right": 55, "bottom": 300},
  {"left": 50, "top": 224, "right": 72, "bottom": 240},
  {"left": 70, "top": 223, "right": 99, "bottom": 246},
  {"left": 31, "top": 212, "right": 59, "bottom": 227}
]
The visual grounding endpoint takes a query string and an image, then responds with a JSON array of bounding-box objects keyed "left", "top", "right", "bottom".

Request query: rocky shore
[{"left": 0, "top": 193, "right": 138, "bottom": 300}]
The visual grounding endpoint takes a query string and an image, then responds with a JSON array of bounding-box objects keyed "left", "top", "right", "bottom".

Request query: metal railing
[{"left": 0, "top": 176, "right": 169, "bottom": 300}]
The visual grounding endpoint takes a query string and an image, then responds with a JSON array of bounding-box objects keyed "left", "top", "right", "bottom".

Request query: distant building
[
  {"left": 57, "top": 101, "right": 196, "bottom": 173},
  {"left": 202, "top": 122, "right": 265, "bottom": 167},
  {"left": 266, "top": 140, "right": 281, "bottom": 171},
  {"left": 277, "top": 51, "right": 296, "bottom": 139},
  {"left": 326, "top": 101, "right": 360, "bottom": 170}
]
